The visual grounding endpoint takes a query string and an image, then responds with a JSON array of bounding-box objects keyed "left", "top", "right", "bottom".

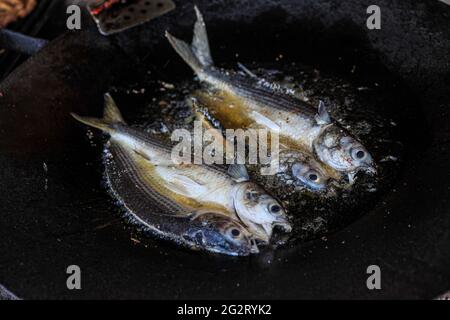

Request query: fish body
[
  {"left": 72, "top": 94, "right": 291, "bottom": 255},
  {"left": 166, "top": 6, "right": 376, "bottom": 182}
]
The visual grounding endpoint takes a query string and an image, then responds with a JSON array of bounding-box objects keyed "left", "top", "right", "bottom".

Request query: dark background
[{"left": 0, "top": 0, "right": 449, "bottom": 299}]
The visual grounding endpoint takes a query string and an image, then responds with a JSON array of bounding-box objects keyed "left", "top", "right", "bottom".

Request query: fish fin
[
  {"left": 192, "top": 6, "right": 213, "bottom": 67},
  {"left": 166, "top": 31, "right": 203, "bottom": 73},
  {"left": 227, "top": 164, "right": 250, "bottom": 182},
  {"left": 237, "top": 62, "right": 258, "bottom": 78},
  {"left": 165, "top": 6, "right": 213, "bottom": 73},
  {"left": 70, "top": 113, "right": 112, "bottom": 133},
  {"left": 103, "top": 93, "right": 126, "bottom": 124},
  {"left": 106, "top": 142, "right": 194, "bottom": 218},
  {"left": 164, "top": 172, "right": 207, "bottom": 197},
  {"left": 71, "top": 93, "right": 125, "bottom": 133},
  {"left": 251, "top": 111, "right": 280, "bottom": 132},
  {"left": 315, "top": 100, "right": 331, "bottom": 125}
]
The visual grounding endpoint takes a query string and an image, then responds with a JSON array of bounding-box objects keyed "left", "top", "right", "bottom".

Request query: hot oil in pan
[
  {"left": 95, "top": 14, "right": 420, "bottom": 248},
  {"left": 106, "top": 60, "right": 403, "bottom": 245}
]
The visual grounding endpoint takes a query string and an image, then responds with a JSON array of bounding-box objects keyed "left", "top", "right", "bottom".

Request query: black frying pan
[{"left": 0, "top": 0, "right": 449, "bottom": 299}]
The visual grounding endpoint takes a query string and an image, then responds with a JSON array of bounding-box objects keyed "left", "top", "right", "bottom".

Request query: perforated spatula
[{"left": 88, "top": 0, "right": 175, "bottom": 36}]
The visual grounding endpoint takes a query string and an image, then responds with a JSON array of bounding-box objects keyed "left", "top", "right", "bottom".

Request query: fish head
[
  {"left": 233, "top": 183, "right": 292, "bottom": 237},
  {"left": 188, "top": 213, "right": 259, "bottom": 256},
  {"left": 291, "top": 161, "right": 329, "bottom": 191},
  {"left": 278, "top": 150, "right": 330, "bottom": 191},
  {"left": 314, "top": 126, "right": 376, "bottom": 175}
]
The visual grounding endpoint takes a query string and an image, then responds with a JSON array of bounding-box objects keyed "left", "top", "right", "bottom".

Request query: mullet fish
[
  {"left": 166, "top": 6, "right": 376, "bottom": 183},
  {"left": 71, "top": 94, "right": 291, "bottom": 256}
]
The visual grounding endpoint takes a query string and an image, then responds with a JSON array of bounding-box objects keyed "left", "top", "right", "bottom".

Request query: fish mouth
[{"left": 273, "top": 221, "right": 293, "bottom": 233}]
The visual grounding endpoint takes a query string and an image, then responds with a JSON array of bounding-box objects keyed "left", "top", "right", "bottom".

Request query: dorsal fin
[
  {"left": 315, "top": 100, "right": 331, "bottom": 125},
  {"left": 227, "top": 164, "right": 250, "bottom": 182}
]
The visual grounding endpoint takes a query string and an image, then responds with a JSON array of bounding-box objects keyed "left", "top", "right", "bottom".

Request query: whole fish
[
  {"left": 166, "top": 6, "right": 376, "bottom": 183},
  {"left": 71, "top": 94, "right": 291, "bottom": 255}
]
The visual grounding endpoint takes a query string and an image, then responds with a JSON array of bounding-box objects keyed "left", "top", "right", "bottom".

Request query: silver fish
[
  {"left": 72, "top": 94, "right": 291, "bottom": 255},
  {"left": 165, "top": 6, "right": 376, "bottom": 182}
]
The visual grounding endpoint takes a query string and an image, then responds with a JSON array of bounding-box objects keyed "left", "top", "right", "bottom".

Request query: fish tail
[
  {"left": 71, "top": 93, "right": 126, "bottom": 133},
  {"left": 103, "top": 93, "right": 125, "bottom": 124},
  {"left": 165, "top": 6, "right": 213, "bottom": 74}
]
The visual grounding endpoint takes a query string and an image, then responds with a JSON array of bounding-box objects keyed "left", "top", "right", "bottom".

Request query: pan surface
[{"left": 0, "top": 0, "right": 449, "bottom": 299}]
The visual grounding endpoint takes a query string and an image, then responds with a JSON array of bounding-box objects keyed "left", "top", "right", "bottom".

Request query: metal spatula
[{"left": 88, "top": 0, "right": 175, "bottom": 36}]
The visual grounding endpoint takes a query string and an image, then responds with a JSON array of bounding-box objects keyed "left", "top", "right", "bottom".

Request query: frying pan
[{"left": 0, "top": 0, "right": 449, "bottom": 299}]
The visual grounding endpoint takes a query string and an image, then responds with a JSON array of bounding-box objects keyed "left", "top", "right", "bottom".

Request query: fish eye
[
  {"left": 304, "top": 169, "right": 321, "bottom": 183},
  {"left": 268, "top": 203, "right": 282, "bottom": 215},
  {"left": 228, "top": 227, "right": 241, "bottom": 239},
  {"left": 351, "top": 148, "right": 366, "bottom": 160},
  {"left": 308, "top": 172, "right": 318, "bottom": 182}
]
